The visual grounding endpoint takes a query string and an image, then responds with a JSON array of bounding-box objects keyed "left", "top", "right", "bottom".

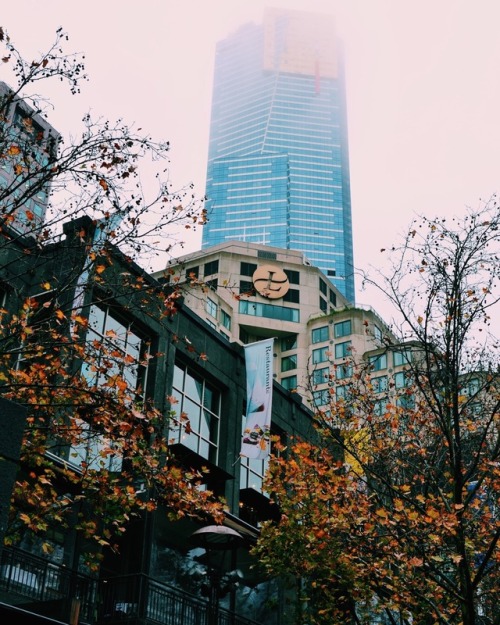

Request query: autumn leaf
[{"left": 99, "top": 179, "right": 108, "bottom": 191}]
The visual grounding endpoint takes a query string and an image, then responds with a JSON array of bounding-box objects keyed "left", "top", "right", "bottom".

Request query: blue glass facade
[{"left": 202, "top": 11, "right": 355, "bottom": 302}]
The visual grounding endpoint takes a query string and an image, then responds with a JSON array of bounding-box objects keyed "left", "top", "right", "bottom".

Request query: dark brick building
[{"left": 0, "top": 215, "right": 318, "bottom": 625}]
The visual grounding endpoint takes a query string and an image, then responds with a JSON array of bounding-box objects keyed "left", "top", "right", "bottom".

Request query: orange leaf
[{"left": 99, "top": 179, "right": 108, "bottom": 191}]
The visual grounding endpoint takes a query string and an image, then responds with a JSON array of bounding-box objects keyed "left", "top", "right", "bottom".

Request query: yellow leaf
[{"left": 42, "top": 282, "right": 51, "bottom": 290}]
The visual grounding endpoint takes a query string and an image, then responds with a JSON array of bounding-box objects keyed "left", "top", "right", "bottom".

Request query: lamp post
[{"left": 190, "top": 525, "right": 244, "bottom": 625}]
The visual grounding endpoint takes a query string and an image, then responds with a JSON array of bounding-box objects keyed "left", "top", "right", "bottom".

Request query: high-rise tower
[{"left": 202, "top": 9, "right": 355, "bottom": 302}]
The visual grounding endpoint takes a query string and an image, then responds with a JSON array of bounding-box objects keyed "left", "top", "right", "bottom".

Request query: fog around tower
[{"left": 2, "top": 0, "right": 500, "bottom": 323}]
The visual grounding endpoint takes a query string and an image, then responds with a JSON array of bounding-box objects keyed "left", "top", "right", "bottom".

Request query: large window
[
  {"left": 369, "top": 353, "right": 387, "bottom": 371},
  {"left": 394, "top": 371, "right": 412, "bottom": 389},
  {"left": 206, "top": 297, "right": 217, "bottom": 318},
  {"left": 82, "top": 304, "right": 149, "bottom": 398},
  {"left": 169, "top": 363, "right": 221, "bottom": 462},
  {"left": 281, "top": 355, "right": 297, "bottom": 372},
  {"left": 335, "top": 341, "right": 351, "bottom": 359},
  {"left": 393, "top": 350, "right": 412, "bottom": 367},
  {"left": 239, "top": 280, "right": 256, "bottom": 296},
  {"left": 312, "top": 326, "right": 329, "bottom": 344},
  {"left": 312, "top": 346, "right": 329, "bottom": 364},
  {"left": 204, "top": 259, "right": 219, "bottom": 276},
  {"left": 312, "top": 367, "right": 329, "bottom": 386},
  {"left": 240, "top": 453, "right": 268, "bottom": 494},
  {"left": 239, "top": 300, "right": 299, "bottom": 323},
  {"left": 220, "top": 309, "right": 231, "bottom": 330},
  {"left": 240, "top": 262, "right": 257, "bottom": 277},
  {"left": 64, "top": 419, "right": 122, "bottom": 472},
  {"left": 284, "top": 269, "right": 300, "bottom": 285},
  {"left": 372, "top": 375, "right": 388, "bottom": 393},
  {"left": 335, "top": 364, "right": 352, "bottom": 380},
  {"left": 334, "top": 320, "right": 351, "bottom": 338},
  {"left": 281, "top": 335, "right": 297, "bottom": 351},
  {"left": 281, "top": 375, "right": 297, "bottom": 391},
  {"left": 397, "top": 394, "right": 416, "bottom": 410},
  {"left": 283, "top": 289, "right": 300, "bottom": 304},
  {"left": 312, "top": 388, "right": 330, "bottom": 407},
  {"left": 336, "top": 384, "right": 352, "bottom": 400}
]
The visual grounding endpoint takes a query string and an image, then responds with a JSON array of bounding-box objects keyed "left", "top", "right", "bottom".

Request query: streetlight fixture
[{"left": 190, "top": 525, "right": 245, "bottom": 625}]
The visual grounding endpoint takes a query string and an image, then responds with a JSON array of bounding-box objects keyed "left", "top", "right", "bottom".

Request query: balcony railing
[
  {"left": 0, "top": 545, "right": 97, "bottom": 624},
  {"left": 0, "top": 547, "right": 260, "bottom": 625},
  {"left": 99, "top": 573, "right": 260, "bottom": 625}
]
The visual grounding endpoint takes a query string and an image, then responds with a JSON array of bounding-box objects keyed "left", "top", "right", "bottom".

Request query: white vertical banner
[{"left": 241, "top": 338, "right": 274, "bottom": 459}]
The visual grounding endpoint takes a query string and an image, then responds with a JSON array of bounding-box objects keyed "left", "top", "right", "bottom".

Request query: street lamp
[{"left": 190, "top": 525, "right": 245, "bottom": 625}]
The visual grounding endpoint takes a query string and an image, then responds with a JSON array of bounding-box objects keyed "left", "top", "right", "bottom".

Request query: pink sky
[{"left": 2, "top": 0, "right": 500, "bottom": 323}]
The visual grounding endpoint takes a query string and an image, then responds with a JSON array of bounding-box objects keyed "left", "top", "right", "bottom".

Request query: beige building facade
[{"left": 157, "top": 242, "right": 416, "bottom": 414}]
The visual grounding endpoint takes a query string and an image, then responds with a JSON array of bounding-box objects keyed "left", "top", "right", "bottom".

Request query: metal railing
[
  {"left": 0, "top": 547, "right": 260, "bottom": 625},
  {"left": 99, "top": 573, "right": 260, "bottom": 625},
  {"left": 0, "top": 546, "right": 97, "bottom": 623}
]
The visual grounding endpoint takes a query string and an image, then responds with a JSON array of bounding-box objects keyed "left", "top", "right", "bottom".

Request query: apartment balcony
[
  {"left": 98, "top": 573, "right": 259, "bottom": 625},
  {"left": 0, "top": 545, "right": 97, "bottom": 623},
  {"left": 0, "top": 547, "right": 260, "bottom": 625}
]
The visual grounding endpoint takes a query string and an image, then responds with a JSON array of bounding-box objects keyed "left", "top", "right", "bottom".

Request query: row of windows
[
  {"left": 311, "top": 319, "right": 351, "bottom": 344},
  {"left": 311, "top": 347, "right": 413, "bottom": 374},
  {"left": 312, "top": 340, "right": 351, "bottom": 364},
  {"left": 313, "top": 387, "right": 417, "bottom": 412},
  {"left": 239, "top": 300, "right": 300, "bottom": 323},
  {"left": 205, "top": 298, "right": 232, "bottom": 332},
  {"left": 369, "top": 349, "right": 413, "bottom": 371}
]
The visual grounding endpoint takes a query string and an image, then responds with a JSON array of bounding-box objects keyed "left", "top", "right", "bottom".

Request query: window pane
[
  {"left": 335, "top": 341, "right": 351, "bottom": 359},
  {"left": 185, "top": 372, "right": 203, "bottom": 404},
  {"left": 183, "top": 397, "right": 201, "bottom": 432},
  {"left": 334, "top": 320, "right": 351, "bottom": 338},
  {"left": 281, "top": 375, "right": 297, "bottom": 391},
  {"left": 369, "top": 353, "right": 387, "bottom": 371},
  {"left": 88, "top": 305, "right": 105, "bottom": 333},
  {"left": 172, "top": 364, "right": 184, "bottom": 390},
  {"left": 372, "top": 375, "right": 388, "bottom": 393},
  {"left": 393, "top": 350, "right": 412, "bottom": 366},
  {"left": 281, "top": 336, "right": 297, "bottom": 351},
  {"left": 281, "top": 355, "right": 297, "bottom": 372},
  {"left": 313, "top": 367, "right": 329, "bottom": 385},
  {"left": 312, "top": 326, "right": 329, "bottom": 344},
  {"left": 312, "top": 347, "right": 328, "bottom": 364}
]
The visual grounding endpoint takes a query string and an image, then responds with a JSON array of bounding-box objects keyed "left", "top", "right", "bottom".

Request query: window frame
[{"left": 311, "top": 326, "right": 329, "bottom": 344}]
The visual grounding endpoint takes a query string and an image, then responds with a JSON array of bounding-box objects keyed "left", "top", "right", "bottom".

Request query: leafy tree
[
  {"left": 0, "top": 27, "right": 222, "bottom": 567},
  {"left": 255, "top": 204, "right": 499, "bottom": 625}
]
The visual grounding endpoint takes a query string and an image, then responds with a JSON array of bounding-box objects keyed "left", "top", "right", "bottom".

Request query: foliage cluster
[{"left": 255, "top": 206, "right": 499, "bottom": 625}]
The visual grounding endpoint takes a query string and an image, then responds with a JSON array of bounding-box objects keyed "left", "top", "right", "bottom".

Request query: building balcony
[
  {"left": 0, "top": 545, "right": 97, "bottom": 623},
  {"left": 98, "top": 572, "right": 260, "bottom": 625},
  {"left": 0, "top": 546, "right": 260, "bottom": 625}
]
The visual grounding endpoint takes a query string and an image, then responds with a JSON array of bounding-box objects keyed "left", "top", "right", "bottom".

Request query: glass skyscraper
[{"left": 202, "top": 9, "right": 355, "bottom": 302}]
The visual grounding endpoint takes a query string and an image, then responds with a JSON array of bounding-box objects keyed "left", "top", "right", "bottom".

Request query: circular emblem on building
[{"left": 252, "top": 265, "right": 290, "bottom": 299}]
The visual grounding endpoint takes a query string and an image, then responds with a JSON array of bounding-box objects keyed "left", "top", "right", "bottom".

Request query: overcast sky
[{"left": 2, "top": 0, "right": 500, "bottom": 319}]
